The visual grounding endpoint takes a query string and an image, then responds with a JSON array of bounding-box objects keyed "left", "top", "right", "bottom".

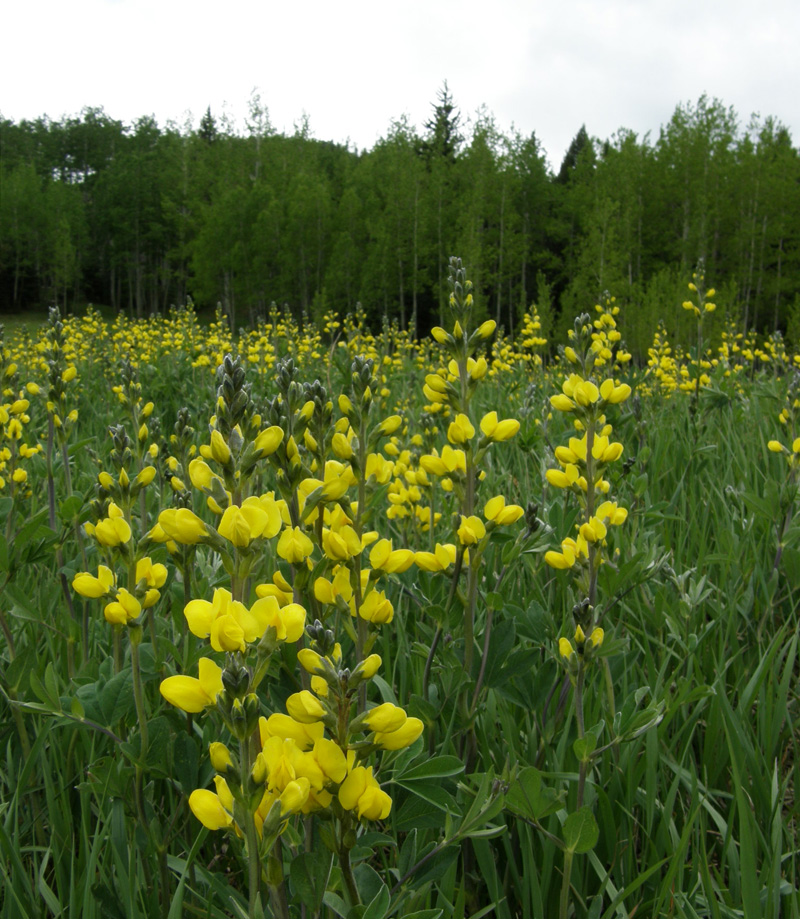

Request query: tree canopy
[{"left": 1, "top": 91, "right": 798, "bottom": 354}]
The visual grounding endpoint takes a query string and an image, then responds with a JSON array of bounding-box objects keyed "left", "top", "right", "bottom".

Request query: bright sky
[{"left": 3, "top": 0, "right": 798, "bottom": 169}]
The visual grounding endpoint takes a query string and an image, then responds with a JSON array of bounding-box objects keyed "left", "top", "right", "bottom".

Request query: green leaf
[
  {"left": 517, "top": 602, "right": 552, "bottom": 643},
  {"left": 98, "top": 669, "right": 136, "bottom": 724},
  {"left": 322, "top": 892, "right": 350, "bottom": 918},
  {"left": 563, "top": 807, "right": 599, "bottom": 854},
  {"left": 407, "top": 694, "right": 439, "bottom": 726},
  {"left": 397, "top": 755, "right": 464, "bottom": 781},
  {"left": 173, "top": 733, "right": 200, "bottom": 796},
  {"left": 573, "top": 734, "right": 597, "bottom": 762},
  {"left": 361, "top": 883, "right": 390, "bottom": 919},
  {"left": 353, "top": 863, "right": 383, "bottom": 906},
  {"left": 413, "top": 846, "right": 460, "bottom": 887},
  {"left": 290, "top": 846, "right": 333, "bottom": 912},
  {"left": 505, "top": 767, "right": 564, "bottom": 821},
  {"left": 395, "top": 780, "right": 459, "bottom": 813},
  {"left": 485, "top": 591, "right": 505, "bottom": 611},
  {"left": 59, "top": 494, "right": 85, "bottom": 522},
  {"left": 398, "top": 829, "right": 418, "bottom": 880},
  {"left": 394, "top": 794, "right": 448, "bottom": 832},
  {"left": 483, "top": 620, "right": 516, "bottom": 687},
  {"left": 44, "top": 662, "right": 59, "bottom": 705},
  {"left": 29, "top": 668, "right": 61, "bottom": 711}
]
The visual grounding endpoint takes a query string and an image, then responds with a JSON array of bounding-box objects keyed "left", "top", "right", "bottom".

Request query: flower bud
[{"left": 209, "top": 742, "right": 234, "bottom": 775}]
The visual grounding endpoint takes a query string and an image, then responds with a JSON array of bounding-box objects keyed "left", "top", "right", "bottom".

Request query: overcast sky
[{"left": 2, "top": 0, "right": 798, "bottom": 170}]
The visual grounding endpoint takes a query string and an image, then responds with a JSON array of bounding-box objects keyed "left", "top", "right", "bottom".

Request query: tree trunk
[
  {"left": 774, "top": 237, "right": 783, "bottom": 332},
  {"left": 496, "top": 184, "right": 505, "bottom": 327}
]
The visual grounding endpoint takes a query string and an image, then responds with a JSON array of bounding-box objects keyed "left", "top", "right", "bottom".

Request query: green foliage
[
  {"left": 0, "top": 308, "right": 798, "bottom": 919},
  {"left": 3, "top": 94, "right": 799, "bottom": 350}
]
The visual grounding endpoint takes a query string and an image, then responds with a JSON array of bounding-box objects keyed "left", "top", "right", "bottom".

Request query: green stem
[
  {"left": 48, "top": 417, "right": 78, "bottom": 677},
  {"left": 238, "top": 736, "right": 262, "bottom": 916},
  {"left": 575, "top": 665, "right": 587, "bottom": 810},
  {"left": 0, "top": 603, "right": 16, "bottom": 659},
  {"left": 113, "top": 627, "right": 122, "bottom": 673},
  {"left": 463, "top": 561, "right": 477, "bottom": 676},
  {"left": 559, "top": 849, "right": 575, "bottom": 919},
  {"left": 422, "top": 549, "right": 464, "bottom": 700},
  {"left": 469, "top": 606, "right": 493, "bottom": 716},
  {"left": 340, "top": 837, "right": 360, "bottom": 908},
  {"left": 130, "top": 629, "right": 149, "bottom": 757},
  {"left": 585, "top": 421, "right": 598, "bottom": 611},
  {"left": 422, "top": 625, "right": 442, "bottom": 701}
]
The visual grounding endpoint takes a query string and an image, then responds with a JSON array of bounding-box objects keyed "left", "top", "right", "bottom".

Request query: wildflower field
[{"left": 1, "top": 259, "right": 799, "bottom": 919}]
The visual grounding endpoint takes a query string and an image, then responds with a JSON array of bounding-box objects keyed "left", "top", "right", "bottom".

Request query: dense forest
[{"left": 1, "top": 88, "right": 799, "bottom": 355}]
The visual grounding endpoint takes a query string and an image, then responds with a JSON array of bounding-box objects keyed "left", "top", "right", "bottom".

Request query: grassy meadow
[{"left": 0, "top": 263, "right": 798, "bottom": 919}]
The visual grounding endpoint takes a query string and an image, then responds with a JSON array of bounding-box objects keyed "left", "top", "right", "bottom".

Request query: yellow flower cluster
[{"left": 768, "top": 378, "right": 800, "bottom": 470}]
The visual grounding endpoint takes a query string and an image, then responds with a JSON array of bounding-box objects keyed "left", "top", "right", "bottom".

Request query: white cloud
[{"left": 2, "top": 0, "right": 797, "bottom": 169}]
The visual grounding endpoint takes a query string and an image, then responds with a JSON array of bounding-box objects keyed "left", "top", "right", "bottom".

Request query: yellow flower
[
  {"left": 368, "top": 538, "right": 415, "bottom": 573},
  {"left": 218, "top": 503, "right": 269, "bottom": 548},
  {"left": 94, "top": 505, "right": 132, "bottom": 547},
  {"left": 160, "top": 658, "right": 224, "bottom": 712},
  {"left": 279, "top": 778, "right": 311, "bottom": 815},
  {"left": 365, "top": 452, "right": 393, "bottom": 484},
  {"left": 249, "top": 596, "right": 306, "bottom": 643},
  {"left": 286, "top": 690, "right": 326, "bottom": 724},
  {"left": 210, "top": 430, "right": 231, "bottom": 465},
  {"left": 331, "top": 431, "right": 354, "bottom": 460},
  {"left": 260, "top": 715, "right": 323, "bottom": 752},
  {"left": 188, "top": 458, "right": 215, "bottom": 489},
  {"left": 338, "top": 766, "right": 392, "bottom": 820},
  {"left": 457, "top": 515, "right": 486, "bottom": 546},
  {"left": 414, "top": 543, "right": 457, "bottom": 572},
  {"left": 73, "top": 565, "right": 116, "bottom": 598},
  {"left": 183, "top": 588, "right": 251, "bottom": 651},
  {"left": 254, "top": 425, "right": 284, "bottom": 456},
  {"left": 189, "top": 788, "right": 233, "bottom": 831},
  {"left": 447, "top": 413, "right": 475, "bottom": 444},
  {"left": 595, "top": 500, "right": 628, "bottom": 526},
  {"left": 322, "top": 524, "right": 362, "bottom": 561},
  {"left": 599, "top": 379, "right": 632, "bottom": 404},
  {"left": 314, "top": 566, "right": 354, "bottom": 606},
  {"left": 255, "top": 570, "right": 294, "bottom": 607},
  {"left": 157, "top": 508, "right": 208, "bottom": 545},
  {"left": 135, "top": 557, "right": 167, "bottom": 589},
  {"left": 357, "top": 590, "right": 394, "bottom": 624},
  {"left": 362, "top": 702, "right": 407, "bottom": 734},
  {"left": 98, "top": 472, "right": 114, "bottom": 491},
  {"left": 103, "top": 588, "right": 141, "bottom": 624},
  {"left": 312, "top": 738, "right": 348, "bottom": 784},
  {"left": 209, "top": 742, "right": 234, "bottom": 775},
  {"left": 480, "top": 411, "right": 520, "bottom": 442},
  {"left": 579, "top": 517, "right": 607, "bottom": 543},
  {"left": 136, "top": 466, "right": 156, "bottom": 487},
  {"left": 545, "top": 549, "right": 575, "bottom": 570},
  {"left": 484, "top": 495, "right": 524, "bottom": 526},
  {"left": 468, "top": 356, "right": 488, "bottom": 381},
  {"left": 588, "top": 627, "right": 604, "bottom": 649},
  {"left": 277, "top": 526, "right": 314, "bottom": 564},
  {"left": 372, "top": 718, "right": 424, "bottom": 750},
  {"left": 379, "top": 415, "right": 403, "bottom": 436},
  {"left": 419, "top": 445, "right": 466, "bottom": 477}
]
